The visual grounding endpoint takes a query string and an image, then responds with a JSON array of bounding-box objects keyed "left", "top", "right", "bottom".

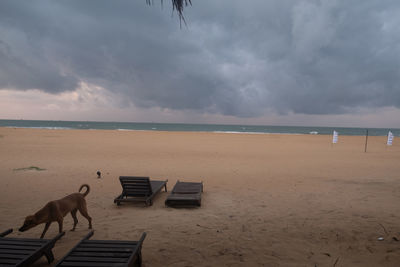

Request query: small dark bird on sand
[{"left": 97, "top": 171, "right": 101, "bottom": 178}]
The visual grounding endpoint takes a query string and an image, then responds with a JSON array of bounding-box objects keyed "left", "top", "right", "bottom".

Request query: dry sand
[{"left": 0, "top": 127, "right": 399, "bottom": 266}]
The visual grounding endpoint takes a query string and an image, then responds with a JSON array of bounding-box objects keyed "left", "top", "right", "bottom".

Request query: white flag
[
  {"left": 332, "top": 130, "right": 339, "bottom": 144},
  {"left": 387, "top": 131, "right": 394, "bottom": 146}
]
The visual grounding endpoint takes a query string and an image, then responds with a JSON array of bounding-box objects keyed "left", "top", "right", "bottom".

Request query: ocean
[{"left": 0, "top": 119, "right": 398, "bottom": 136}]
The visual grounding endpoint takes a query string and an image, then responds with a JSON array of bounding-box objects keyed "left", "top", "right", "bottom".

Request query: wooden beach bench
[
  {"left": 0, "top": 228, "right": 64, "bottom": 267},
  {"left": 165, "top": 181, "right": 203, "bottom": 207},
  {"left": 55, "top": 231, "right": 146, "bottom": 267},
  {"left": 114, "top": 176, "right": 168, "bottom": 206}
]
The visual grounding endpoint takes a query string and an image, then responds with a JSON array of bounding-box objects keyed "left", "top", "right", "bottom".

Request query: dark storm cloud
[{"left": 0, "top": 0, "right": 399, "bottom": 116}]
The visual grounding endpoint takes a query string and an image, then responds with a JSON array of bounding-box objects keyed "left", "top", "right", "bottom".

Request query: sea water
[{"left": 0, "top": 119, "right": 398, "bottom": 136}]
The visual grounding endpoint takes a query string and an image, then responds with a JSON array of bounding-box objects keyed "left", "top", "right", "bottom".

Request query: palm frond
[{"left": 147, "top": 0, "right": 192, "bottom": 25}]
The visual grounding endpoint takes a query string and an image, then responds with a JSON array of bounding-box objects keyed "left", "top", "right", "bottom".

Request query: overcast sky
[{"left": 0, "top": 0, "right": 399, "bottom": 127}]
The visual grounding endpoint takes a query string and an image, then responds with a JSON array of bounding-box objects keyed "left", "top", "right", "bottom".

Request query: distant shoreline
[{"left": 0, "top": 119, "right": 398, "bottom": 136}]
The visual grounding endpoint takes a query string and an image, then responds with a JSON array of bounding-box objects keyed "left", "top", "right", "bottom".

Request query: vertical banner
[
  {"left": 387, "top": 131, "right": 394, "bottom": 146},
  {"left": 332, "top": 130, "right": 339, "bottom": 144}
]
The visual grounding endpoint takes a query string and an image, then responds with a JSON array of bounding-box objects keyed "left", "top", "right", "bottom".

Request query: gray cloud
[{"left": 0, "top": 0, "right": 399, "bottom": 117}]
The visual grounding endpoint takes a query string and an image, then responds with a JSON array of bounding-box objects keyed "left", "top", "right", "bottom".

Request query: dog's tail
[{"left": 79, "top": 184, "right": 90, "bottom": 197}]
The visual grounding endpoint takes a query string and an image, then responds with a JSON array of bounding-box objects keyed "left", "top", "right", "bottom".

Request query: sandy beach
[{"left": 0, "top": 127, "right": 399, "bottom": 266}]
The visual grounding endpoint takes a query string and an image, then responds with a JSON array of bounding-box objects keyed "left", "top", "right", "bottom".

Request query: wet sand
[{"left": 0, "top": 127, "right": 399, "bottom": 266}]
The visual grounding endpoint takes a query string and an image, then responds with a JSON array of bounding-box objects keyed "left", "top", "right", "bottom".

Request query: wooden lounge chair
[
  {"left": 56, "top": 231, "right": 146, "bottom": 267},
  {"left": 165, "top": 181, "right": 203, "bottom": 207},
  {"left": 0, "top": 228, "right": 64, "bottom": 267},
  {"left": 114, "top": 176, "right": 168, "bottom": 206}
]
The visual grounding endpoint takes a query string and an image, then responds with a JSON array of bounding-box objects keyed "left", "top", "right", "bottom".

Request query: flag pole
[
  {"left": 364, "top": 129, "right": 368, "bottom": 153},
  {"left": 385, "top": 132, "right": 388, "bottom": 151}
]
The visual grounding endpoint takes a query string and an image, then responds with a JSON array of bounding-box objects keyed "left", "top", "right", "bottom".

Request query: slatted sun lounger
[
  {"left": 0, "top": 228, "right": 64, "bottom": 267},
  {"left": 165, "top": 181, "right": 203, "bottom": 207},
  {"left": 114, "top": 176, "right": 168, "bottom": 206},
  {"left": 55, "top": 231, "right": 146, "bottom": 267}
]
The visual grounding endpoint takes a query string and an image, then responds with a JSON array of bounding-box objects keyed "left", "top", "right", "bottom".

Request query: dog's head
[{"left": 19, "top": 215, "right": 38, "bottom": 232}]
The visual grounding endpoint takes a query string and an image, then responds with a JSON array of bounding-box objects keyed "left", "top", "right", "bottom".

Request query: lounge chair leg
[
  {"left": 0, "top": 229, "right": 13, "bottom": 237},
  {"left": 137, "top": 251, "right": 143, "bottom": 267},
  {"left": 44, "top": 250, "right": 55, "bottom": 263}
]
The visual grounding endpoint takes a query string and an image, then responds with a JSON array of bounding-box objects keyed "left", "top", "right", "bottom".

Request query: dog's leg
[
  {"left": 70, "top": 209, "right": 78, "bottom": 231},
  {"left": 57, "top": 218, "right": 63, "bottom": 234},
  {"left": 40, "top": 222, "right": 51, "bottom": 239},
  {"left": 78, "top": 205, "right": 92, "bottom": 229}
]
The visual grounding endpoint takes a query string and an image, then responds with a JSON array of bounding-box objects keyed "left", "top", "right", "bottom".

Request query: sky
[{"left": 0, "top": 0, "right": 400, "bottom": 127}]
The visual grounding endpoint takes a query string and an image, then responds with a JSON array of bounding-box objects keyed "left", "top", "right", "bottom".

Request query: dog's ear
[
  {"left": 19, "top": 215, "right": 38, "bottom": 232},
  {"left": 25, "top": 215, "right": 37, "bottom": 225}
]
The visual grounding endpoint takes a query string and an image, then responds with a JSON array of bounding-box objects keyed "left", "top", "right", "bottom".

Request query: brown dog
[{"left": 19, "top": 184, "right": 92, "bottom": 238}]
